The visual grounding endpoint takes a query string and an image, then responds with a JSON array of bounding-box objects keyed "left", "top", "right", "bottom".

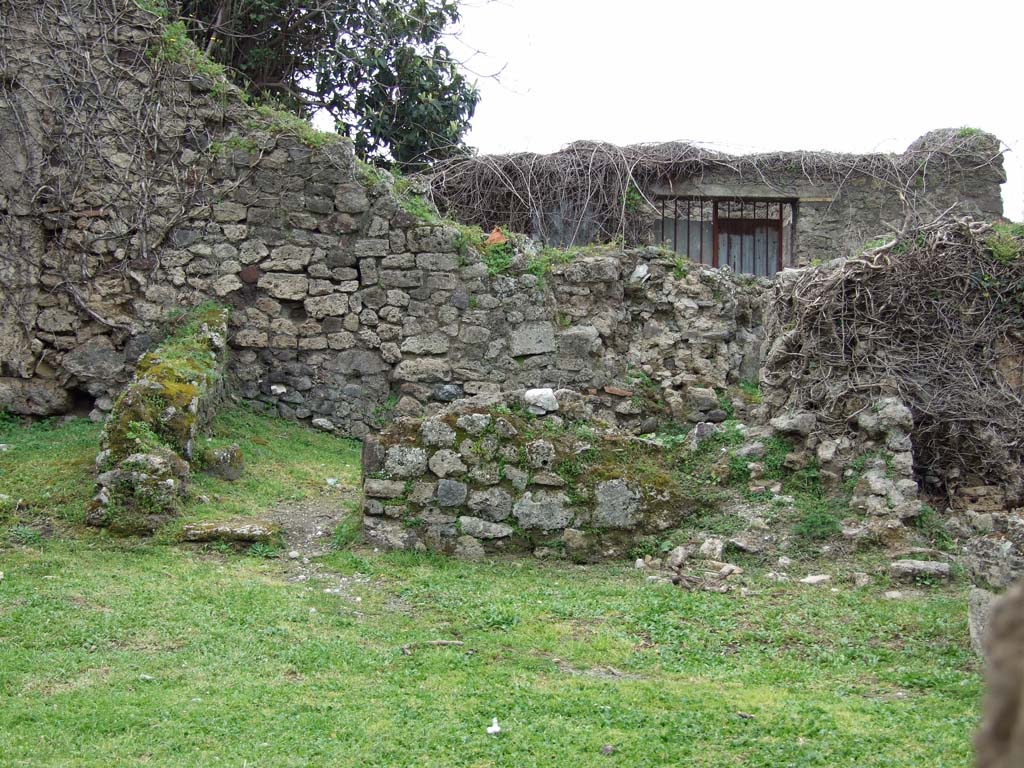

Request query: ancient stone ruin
[{"left": 3, "top": 0, "right": 1024, "bottom": 593}]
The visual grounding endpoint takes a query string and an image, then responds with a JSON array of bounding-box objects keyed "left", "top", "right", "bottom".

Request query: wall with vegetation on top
[{"left": 0, "top": 0, "right": 765, "bottom": 439}]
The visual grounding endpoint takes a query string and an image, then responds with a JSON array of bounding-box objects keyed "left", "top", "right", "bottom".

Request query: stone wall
[
  {"left": 431, "top": 133, "right": 1006, "bottom": 269},
  {"left": 360, "top": 391, "right": 705, "bottom": 560},
  {"left": 8, "top": 0, "right": 1001, "bottom": 447},
  {"left": 648, "top": 130, "right": 1006, "bottom": 267},
  {"left": 90, "top": 304, "right": 233, "bottom": 534},
  {"left": 0, "top": 1, "right": 1003, "bottom": 468},
  {"left": 0, "top": 0, "right": 766, "bottom": 436}
]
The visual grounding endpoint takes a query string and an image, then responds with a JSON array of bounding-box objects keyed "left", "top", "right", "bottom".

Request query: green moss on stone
[{"left": 104, "top": 304, "right": 229, "bottom": 462}]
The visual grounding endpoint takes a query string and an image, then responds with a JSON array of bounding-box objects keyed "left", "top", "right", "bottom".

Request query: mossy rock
[
  {"left": 198, "top": 443, "right": 244, "bottom": 481},
  {"left": 102, "top": 304, "right": 229, "bottom": 464},
  {"left": 92, "top": 447, "right": 190, "bottom": 535}
]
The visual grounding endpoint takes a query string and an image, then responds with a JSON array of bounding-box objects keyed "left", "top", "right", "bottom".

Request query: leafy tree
[{"left": 176, "top": 0, "right": 479, "bottom": 166}]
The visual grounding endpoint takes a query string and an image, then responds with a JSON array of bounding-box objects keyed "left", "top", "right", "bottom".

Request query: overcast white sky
[{"left": 449, "top": 0, "right": 1023, "bottom": 220}]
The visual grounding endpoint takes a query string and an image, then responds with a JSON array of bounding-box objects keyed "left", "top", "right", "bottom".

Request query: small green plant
[
  {"left": 124, "top": 420, "right": 166, "bottom": 453},
  {"left": 715, "top": 389, "right": 735, "bottom": 419},
  {"left": 737, "top": 379, "right": 762, "bottom": 404},
  {"left": 482, "top": 241, "right": 514, "bottom": 276},
  {"left": 628, "top": 537, "right": 660, "bottom": 560},
  {"left": 251, "top": 102, "right": 343, "bottom": 149},
  {"left": 134, "top": 0, "right": 170, "bottom": 15},
  {"left": 9, "top": 525, "right": 43, "bottom": 546},
  {"left": 332, "top": 512, "right": 362, "bottom": 550},
  {"left": 370, "top": 394, "right": 400, "bottom": 428},
  {"left": 479, "top": 605, "right": 520, "bottom": 632},
  {"left": 793, "top": 501, "right": 841, "bottom": 542},
  {"left": 672, "top": 257, "right": 689, "bottom": 280},
  {"left": 761, "top": 436, "right": 792, "bottom": 480},
  {"left": 453, "top": 224, "right": 485, "bottom": 259},
  {"left": 913, "top": 504, "right": 955, "bottom": 552},
  {"left": 248, "top": 542, "right": 281, "bottom": 559},
  {"left": 400, "top": 194, "right": 440, "bottom": 224},
  {"left": 208, "top": 540, "right": 233, "bottom": 555},
  {"left": 623, "top": 184, "right": 644, "bottom": 213},
  {"left": 957, "top": 126, "right": 983, "bottom": 138},
  {"left": 150, "top": 20, "right": 230, "bottom": 101},
  {"left": 726, "top": 453, "right": 752, "bottom": 487},
  {"left": 355, "top": 158, "right": 388, "bottom": 187},
  {"left": 988, "top": 223, "right": 1024, "bottom": 263}
]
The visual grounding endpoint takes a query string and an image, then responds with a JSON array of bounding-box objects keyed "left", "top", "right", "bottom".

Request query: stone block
[
  {"left": 335, "top": 183, "right": 369, "bottom": 213},
  {"left": 304, "top": 293, "right": 350, "bottom": 319},
  {"left": 181, "top": 519, "right": 279, "bottom": 543},
  {"left": 510, "top": 322, "right": 556, "bottom": 356},
  {"left": 513, "top": 491, "right": 571, "bottom": 530},
  {"left": 213, "top": 202, "right": 249, "bottom": 223},
  {"left": 593, "top": 479, "right": 640, "bottom": 528},
  {"left": 428, "top": 449, "right": 467, "bottom": 478},
  {"left": 889, "top": 559, "right": 951, "bottom": 581},
  {"left": 258, "top": 273, "right": 308, "bottom": 300},
  {"left": 380, "top": 269, "right": 424, "bottom": 289},
  {"left": 393, "top": 358, "right": 451, "bottom": 383},
  {"left": 384, "top": 446, "right": 427, "bottom": 478},
  {"left": 262, "top": 245, "right": 313, "bottom": 271},
  {"left": 415, "top": 252, "right": 461, "bottom": 271},
  {"left": 467, "top": 487, "right": 513, "bottom": 521},
  {"left": 437, "top": 479, "right": 468, "bottom": 507},
  {"left": 365, "top": 479, "right": 407, "bottom": 499},
  {"left": 459, "top": 516, "right": 513, "bottom": 539},
  {"left": 400, "top": 333, "right": 449, "bottom": 355},
  {"left": 420, "top": 419, "right": 457, "bottom": 447}
]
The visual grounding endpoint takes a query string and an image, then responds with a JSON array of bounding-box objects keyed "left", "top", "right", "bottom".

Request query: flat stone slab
[
  {"left": 181, "top": 520, "right": 280, "bottom": 543},
  {"left": 889, "top": 559, "right": 951, "bottom": 582}
]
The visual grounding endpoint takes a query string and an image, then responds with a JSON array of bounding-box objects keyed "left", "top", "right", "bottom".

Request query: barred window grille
[{"left": 658, "top": 197, "right": 795, "bottom": 277}]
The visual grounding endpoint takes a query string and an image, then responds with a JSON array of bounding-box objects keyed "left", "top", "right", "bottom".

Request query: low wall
[
  {"left": 360, "top": 391, "right": 706, "bottom": 560},
  {"left": 90, "top": 304, "right": 232, "bottom": 533}
]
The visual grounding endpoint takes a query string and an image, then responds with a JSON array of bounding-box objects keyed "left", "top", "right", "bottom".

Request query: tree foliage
[{"left": 176, "top": 0, "right": 479, "bottom": 167}]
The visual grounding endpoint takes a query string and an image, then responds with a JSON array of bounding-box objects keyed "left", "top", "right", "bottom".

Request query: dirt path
[{"left": 265, "top": 492, "right": 372, "bottom": 599}]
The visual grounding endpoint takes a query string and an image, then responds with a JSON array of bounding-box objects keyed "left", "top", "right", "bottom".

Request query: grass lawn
[{"left": 0, "top": 410, "right": 981, "bottom": 767}]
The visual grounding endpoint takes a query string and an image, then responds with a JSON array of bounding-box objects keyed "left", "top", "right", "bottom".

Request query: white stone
[
  {"left": 629, "top": 263, "right": 650, "bottom": 283},
  {"left": 699, "top": 537, "right": 724, "bottom": 560},
  {"left": 799, "top": 574, "right": 831, "bottom": 585},
  {"left": 524, "top": 387, "right": 559, "bottom": 415}
]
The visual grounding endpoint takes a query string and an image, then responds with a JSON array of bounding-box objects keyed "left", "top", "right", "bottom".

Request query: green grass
[
  {"left": 0, "top": 416, "right": 101, "bottom": 523},
  {"left": 0, "top": 540, "right": 981, "bottom": 767},
  {"left": 250, "top": 103, "right": 345, "bottom": 149},
  {"left": 0, "top": 406, "right": 360, "bottom": 533},
  {"left": 0, "top": 410, "right": 984, "bottom": 766},
  {"left": 160, "top": 406, "right": 361, "bottom": 539},
  {"left": 987, "top": 222, "right": 1024, "bottom": 263}
]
